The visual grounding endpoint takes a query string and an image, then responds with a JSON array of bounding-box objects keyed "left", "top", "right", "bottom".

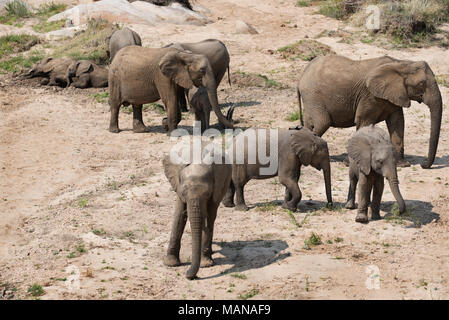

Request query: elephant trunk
[
  {"left": 387, "top": 175, "right": 406, "bottom": 214},
  {"left": 186, "top": 198, "right": 203, "bottom": 280},
  {"left": 22, "top": 68, "right": 34, "bottom": 79},
  {"left": 421, "top": 70, "right": 443, "bottom": 169},
  {"left": 203, "top": 69, "right": 234, "bottom": 129},
  {"left": 322, "top": 158, "right": 333, "bottom": 206}
]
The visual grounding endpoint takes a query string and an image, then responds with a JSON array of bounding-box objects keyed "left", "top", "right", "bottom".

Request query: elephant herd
[{"left": 24, "top": 27, "right": 444, "bottom": 280}]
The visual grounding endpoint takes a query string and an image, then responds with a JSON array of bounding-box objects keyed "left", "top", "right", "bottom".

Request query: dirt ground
[{"left": 1, "top": 0, "right": 449, "bottom": 300}]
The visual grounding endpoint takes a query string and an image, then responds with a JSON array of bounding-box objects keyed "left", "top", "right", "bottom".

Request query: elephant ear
[
  {"left": 76, "top": 60, "right": 93, "bottom": 76},
  {"left": 290, "top": 131, "right": 317, "bottom": 166},
  {"left": 132, "top": 30, "right": 142, "bottom": 46},
  {"left": 366, "top": 63, "right": 411, "bottom": 108},
  {"left": 41, "top": 57, "right": 54, "bottom": 73},
  {"left": 347, "top": 136, "right": 371, "bottom": 175},
  {"left": 159, "top": 51, "right": 195, "bottom": 89},
  {"left": 163, "top": 156, "right": 189, "bottom": 198}
]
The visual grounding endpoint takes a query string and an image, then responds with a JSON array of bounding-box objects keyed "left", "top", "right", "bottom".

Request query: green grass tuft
[
  {"left": 28, "top": 284, "right": 44, "bottom": 297},
  {"left": 4, "top": 0, "right": 30, "bottom": 18},
  {"left": 303, "top": 232, "right": 322, "bottom": 249}
]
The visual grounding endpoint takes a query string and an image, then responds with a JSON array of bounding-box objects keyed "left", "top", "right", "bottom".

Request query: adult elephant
[
  {"left": 108, "top": 46, "right": 234, "bottom": 133},
  {"left": 108, "top": 27, "right": 142, "bottom": 62},
  {"left": 165, "top": 39, "right": 231, "bottom": 111},
  {"left": 297, "top": 55, "right": 443, "bottom": 169}
]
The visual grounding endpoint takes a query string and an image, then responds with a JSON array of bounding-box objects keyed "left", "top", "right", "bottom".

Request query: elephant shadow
[
  {"left": 380, "top": 200, "right": 439, "bottom": 227},
  {"left": 330, "top": 153, "right": 348, "bottom": 163},
  {"left": 405, "top": 154, "right": 449, "bottom": 169},
  {"left": 219, "top": 101, "right": 261, "bottom": 109},
  {"left": 145, "top": 124, "right": 199, "bottom": 135},
  {"left": 251, "top": 199, "right": 341, "bottom": 213},
  {"left": 200, "top": 239, "right": 289, "bottom": 280}
]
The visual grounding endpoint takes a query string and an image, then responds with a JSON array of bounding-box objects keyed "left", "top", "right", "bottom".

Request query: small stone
[{"left": 235, "top": 20, "right": 259, "bottom": 34}]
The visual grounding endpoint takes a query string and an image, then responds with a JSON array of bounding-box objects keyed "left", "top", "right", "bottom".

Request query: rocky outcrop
[{"left": 48, "top": 0, "right": 211, "bottom": 26}]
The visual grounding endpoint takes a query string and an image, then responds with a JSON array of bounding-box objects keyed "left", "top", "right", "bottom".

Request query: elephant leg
[
  {"left": 47, "top": 75, "right": 59, "bottom": 86},
  {"left": 370, "top": 174, "right": 384, "bottom": 220},
  {"left": 284, "top": 187, "right": 292, "bottom": 202},
  {"left": 280, "top": 175, "right": 302, "bottom": 212},
  {"left": 234, "top": 182, "right": 248, "bottom": 211},
  {"left": 284, "top": 168, "right": 300, "bottom": 202},
  {"left": 109, "top": 101, "right": 121, "bottom": 133},
  {"left": 201, "top": 201, "right": 218, "bottom": 268},
  {"left": 162, "top": 92, "right": 181, "bottom": 134},
  {"left": 177, "top": 85, "right": 188, "bottom": 112},
  {"left": 73, "top": 74, "right": 90, "bottom": 88},
  {"left": 40, "top": 78, "right": 50, "bottom": 85},
  {"left": 345, "top": 167, "right": 358, "bottom": 209},
  {"left": 132, "top": 104, "right": 148, "bottom": 133},
  {"left": 355, "top": 174, "right": 373, "bottom": 223},
  {"left": 386, "top": 110, "right": 410, "bottom": 167},
  {"left": 222, "top": 180, "right": 235, "bottom": 207},
  {"left": 164, "top": 197, "right": 187, "bottom": 267}
]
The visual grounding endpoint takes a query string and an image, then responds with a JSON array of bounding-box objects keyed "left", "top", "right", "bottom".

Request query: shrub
[
  {"left": 53, "top": 19, "right": 119, "bottom": 65},
  {"left": 4, "top": 0, "right": 30, "bottom": 18}
]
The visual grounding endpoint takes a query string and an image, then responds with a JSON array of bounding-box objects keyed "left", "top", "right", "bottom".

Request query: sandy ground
[{"left": 1, "top": 0, "right": 449, "bottom": 300}]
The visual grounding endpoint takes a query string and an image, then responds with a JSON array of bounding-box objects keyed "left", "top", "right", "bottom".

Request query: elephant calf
[
  {"left": 163, "top": 142, "right": 232, "bottom": 279},
  {"left": 66, "top": 60, "right": 108, "bottom": 88},
  {"left": 188, "top": 87, "right": 234, "bottom": 132},
  {"left": 23, "top": 57, "right": 73, "bottom": 87},
  {"left": 345, "top": 125, "right": 406, "bottom": 223},
  {"left": 222, "top": 126, "right": 333, "bottom": 212}
]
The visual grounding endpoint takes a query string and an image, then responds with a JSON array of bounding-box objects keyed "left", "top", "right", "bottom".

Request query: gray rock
[{"left": 235, "top": 20, "right": 259, "bottom": 34}]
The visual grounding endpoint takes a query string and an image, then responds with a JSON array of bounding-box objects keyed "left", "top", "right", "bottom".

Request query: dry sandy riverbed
[{"left": 1, "top": 0, "right": 449, "bottom": 299}]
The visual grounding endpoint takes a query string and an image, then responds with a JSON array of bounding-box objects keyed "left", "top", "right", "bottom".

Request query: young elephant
[
  {"left": 23, "top": 57, "right": 73, "bottom": 87},
  {"left": 163, "top": 142, "right": 232, "bottom": 279},
  {"left": 66, "top": 60, "right": 108, "bottom": 88},
  {"left": 188, "top": 87, "right": 234, "bottom": 132},
  {"left": 108, "top": 27, "right": 142, "bottom": 62},
  {"left": 222, "top": 126, "right": 333, "bottom": 212},
  {"left": 345, "top": 125, "right": 406, "bottom": 223}
]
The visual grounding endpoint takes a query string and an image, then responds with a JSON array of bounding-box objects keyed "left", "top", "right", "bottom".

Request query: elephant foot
[
  {"left": 222, "top": 199, "right": 235, "bottom": 208},
  {"left": 370, "top": 209, "right": 381, "bottom": 220},
  {"left": 185, "top": 267, "right": 198, "bottom": 280},
  {"left": 109, "top": 126, "right": 120, "bottom": 133},
  {"left": 133, "top": 121, "right": 148, "bottom": 133},
  {"left": 162, "top": 118, "right": 169, "bottom": 131},
  {"left": 355, "top": 212, "right": 369, "bottom": 223},
  {"left": 397, "top": 159, "right": 411, "bottom": 168},
  {"left": 200, "top": 256, "right": 214, "bottom": 268},
  {"left": 281, "top": 202, "right": 297, "bottom": 212},
  {"left": 345, "top": 200, "right": 356, "bottom": 210},
  {"left": 163, "top": 254, "right": 181, "bottom": 267},
  {"left": 235, "top": 204, "right": 249, "bottom": 212}
]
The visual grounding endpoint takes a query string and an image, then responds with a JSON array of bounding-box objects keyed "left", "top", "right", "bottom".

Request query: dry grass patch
[
  {"left": 53, "top": 19, "right": 119, "bottom": 65},
  {"left": 277, "top": 39, "right": 335, "bottom": 61}
]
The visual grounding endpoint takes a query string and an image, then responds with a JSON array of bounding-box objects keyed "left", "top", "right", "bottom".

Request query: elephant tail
[
  {"left": 108, "top": 70, "right": 120, "bottom": 110},
  {"left": 227, "top": 65, "right": 231, "bottom": 87},
  {"left": 297, "top": 83, "right": 304, "bottom": 126}
]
